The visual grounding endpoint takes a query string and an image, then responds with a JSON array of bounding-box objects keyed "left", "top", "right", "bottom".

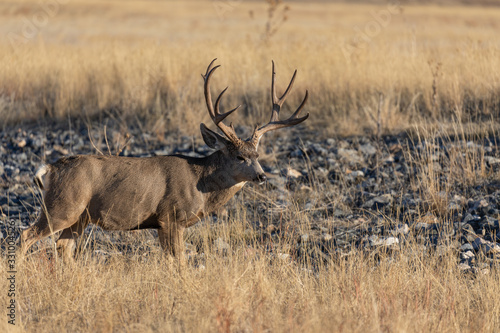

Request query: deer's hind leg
[
  {"left": 21, "top": 210, "right": 52, "bottom": 255},
  {"left": 22, "top": 206, "right": 88, "bottom": 257}
]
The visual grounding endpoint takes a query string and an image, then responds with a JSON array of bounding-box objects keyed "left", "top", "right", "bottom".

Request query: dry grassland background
[
  {"left": 0, "top": 0, "right": 499, "bottom": 135},
  {"left": 1, "top": 0, "right": 500, "bottom": 332}
]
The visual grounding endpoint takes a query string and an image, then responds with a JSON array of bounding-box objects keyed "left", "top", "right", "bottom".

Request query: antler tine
[
  {"left": 202, "top": 59, "right": 242, "bottom": 142},
  {"left": 271, "top": 60, "right": 278, "bottom": 106},
  {"left": 272, "top": 61, "right": 298, "bottom": 105},
  {"left": 214, "top": 87, "right": 240, "bottom": 124},
  {"left": 251, "top": 62, "right": 309, "bottom": 146},
  {"left": 203, "top": 58, "right": 219, "bottom": 79},
  {"left": 270, "top": 61, "right": 298, "bottom": 124},
  {"left": 270, "top": 61, "right": 279, "bottom": 123},
  {"left": 202, "top": 64, "right": 220, "bottom": 119},
  {"left": 259, "top": 91, "right": 309, "bottom": 133},
  {"left": 290, "top": 90, "right": 309, "bottom": 120}
]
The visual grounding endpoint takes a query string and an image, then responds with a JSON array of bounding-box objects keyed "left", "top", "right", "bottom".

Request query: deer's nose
[{"left": 256, "top": 174, "right": 267, "bottom": 183}]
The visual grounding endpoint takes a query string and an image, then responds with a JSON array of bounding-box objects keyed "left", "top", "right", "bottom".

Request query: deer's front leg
[
  {"left": 56, "top": 216, "right": 89, "bottom": 262},
  {"left": 158, "top": 224, "right": 185, "bottom": 258}
]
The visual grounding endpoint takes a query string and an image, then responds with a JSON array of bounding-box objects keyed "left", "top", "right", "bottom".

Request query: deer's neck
[{"left": 195, "top": 151, "right": 246, "bottom": 212}]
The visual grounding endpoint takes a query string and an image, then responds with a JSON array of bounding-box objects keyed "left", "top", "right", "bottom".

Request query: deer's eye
[{"left": 237, "top": 156, "right": 246, "bottom": 161}]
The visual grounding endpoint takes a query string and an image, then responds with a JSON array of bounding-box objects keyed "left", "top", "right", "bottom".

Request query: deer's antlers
[
  {"left": 202, "top": 59, "right": 309, "bottom": 146},
  {"left": 250, "top": 61, "right": 309, "bottom": 146},
  {"left": 202, "top": 59, "right": 242, "bottom": 143}
]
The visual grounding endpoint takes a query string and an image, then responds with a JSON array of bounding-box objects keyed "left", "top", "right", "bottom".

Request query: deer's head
[{"left": 200, "top": 59, "right": 309, "bottom": 184}]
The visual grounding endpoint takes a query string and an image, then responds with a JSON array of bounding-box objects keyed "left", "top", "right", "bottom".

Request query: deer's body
[
  {"left": 21, "top": 59, "right": 309, "bottom": 260},
  {"left": 39, "top": 153, "right": 243, "bottom": 231}
]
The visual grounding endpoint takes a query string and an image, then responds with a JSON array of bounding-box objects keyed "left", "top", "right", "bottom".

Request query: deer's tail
[{"left": 34, "top": 164, "right": 50, "bottom": 190}]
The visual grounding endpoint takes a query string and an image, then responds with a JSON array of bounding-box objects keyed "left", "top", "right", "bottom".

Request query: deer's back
[{"left": 44, "top": 155, "right": 203, "bottom": 230}]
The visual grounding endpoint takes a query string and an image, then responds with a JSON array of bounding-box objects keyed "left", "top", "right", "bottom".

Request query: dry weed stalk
[
  {"left": 263, "top": 0, "right": 290, "bottom": 43},
  {"left": 428, "top": 60, "right": 442, "bottom": 119}
]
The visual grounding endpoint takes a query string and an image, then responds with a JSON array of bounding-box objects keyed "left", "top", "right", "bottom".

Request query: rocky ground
[{"left": 1, "top": 120, "right": 500, "bottom": 273}]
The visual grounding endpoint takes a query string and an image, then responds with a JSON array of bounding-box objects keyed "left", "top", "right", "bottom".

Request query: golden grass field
[
  {"left": 1, "top": 0, "right": 499, "bottom": 135},
  {"left": 1, "top": 0, "right": 500, "bottom": 332},
  {"left": 7, "top": 220, "right": 500, "bottom": 332}
]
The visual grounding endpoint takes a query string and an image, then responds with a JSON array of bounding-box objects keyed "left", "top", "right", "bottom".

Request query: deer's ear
[{"left": 200, "top": 123, "right": 230, "bottom": 150}]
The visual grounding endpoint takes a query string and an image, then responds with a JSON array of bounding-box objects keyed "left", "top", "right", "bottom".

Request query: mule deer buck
[{"left": 22, "top": 59, "right": 309, "bottom": 260}]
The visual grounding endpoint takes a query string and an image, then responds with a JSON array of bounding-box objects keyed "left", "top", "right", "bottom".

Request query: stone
[
  {"left": 290, "top": 149, "right": 303, "bottom": 158},
  {"left": 214, "top": 238, "right": 230, "bottom": 255},
  {"left": 394, "top": 224, "right": 409, "bottom": 235},
  {"left": 346, "top": 170, "right": 364, "bottom": 182},
  {"left": 369, "top": 235, "right": 399, "bottom": 247},
  {"left": 268, "top": 176, "right": 286, "bottom": 189},
  {"left": 53, "top": 145, "right": 69, "bottom": 155},
  {"left": 363, "top": 194, "right": 393, "bottom": 210},
  {"left": 460, "top": 243, "right": 474, "bottom": 251},
  {"left": 16, "top": 139, "right": 26, "bottom": 148},
  {"left": 322, "top": 233, "right": 333, "bottom": 241},
  {"left": 338, "top": 148, "right": 364, "bottom": 164},
  {"left": 458, "top": 262, "right": 471, "bottom": 271},
  {"left": 266, "top": 225, "right": 276, "bottom": 233},
  {"left": 448, "top": 202, "right": 462, "bottom": 211},
  {"left": 277, "top": 253, "right": 291, "bottom": 261},
  {"left": 460, "top": 250, "right": 475, "bottom": 260},
  {"left": 243, "top": 246, "right": 257, "bottom": 258},
  {"left": 326, "top": 138, "right": 335, "bottom": 146},
  {"left": 472, "top": 199, "right": 489, "bottom": 216},
  {"left": 463, "top": 214, "right": 479, "bottom": 224},
  {"left": 286, "top": 167, "right": 302, "bottom": 179},
  {"left": 485, "top": 156, "right": 500, "bottom": 165},
  {"left": 476, "top": 268, "right": 490, "bottom": 275},
  {"left": 185, "top": 243, "right": 198, "bottom": 256},
  {"left": 417, "top": 214, "right": 438, "bottom": 225},
  {"left": 471, "top": 237, "right": 487, "bottom": 250},
  {"left": 359, "top": 143, "right": 377, "bottom": 156},
  {"left": 471, "top": 237, "right": 500, "bottom": 254},
  {"left": 3, "top": 115, "right": 500, "bottom": 268},
  {"left": 478, "top": 216, "right": 499, "bottom": 230},
  {"left": 299, "top": 185, "right": 313, "bottom": 193}
]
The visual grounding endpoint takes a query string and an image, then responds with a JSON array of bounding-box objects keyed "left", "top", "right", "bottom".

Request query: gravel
[{"left": 1, "top": 120, "right": 500, "bottom": 273}]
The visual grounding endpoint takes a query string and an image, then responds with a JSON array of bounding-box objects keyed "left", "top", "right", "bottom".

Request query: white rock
[
  {"left": 369, "top": 235, "right": 399, "bottom": 247},
  {"left": 359, "top": 143, "right": 377, "bottom": 156},
  {"left": 394, "top": 224, "right": 409, "bottom": 235},
  {"left": 299, "top": 185, "right": 313, "bottom": 193},
  {"left": 286, "top": 167, "right": 302, "bottom": 178},
  {"left": 448, "top": 202, "right": 462, "bottom": 211},
  {"left": 16, "top": 139, "right": 26, "bottom": 148},
  {"left": 458, "top": 262, "right": 471, "bottom": 271},
  {"left": 278, "top": 253, "right": 291, "bottom": 261},
  {"left": 338, "top": 148, "right": 364, "bottom": 164},
  {"left": 485, "top": 156, "right": 500, "bottom": 165},
  {"left": 322, "top": 233, "right": 333, "bottom": 241},
  {"left": 214, "top": 238, "right": 230, "bottom": 252},
  {"left": 346, "top": 170, "right": 364, "bottom": 181},
  {"left": 471, "top": 237, "right": 500, "bottom": 254},
  {"left": 461, "top": 251, "right": 475, "bottom": 259}
]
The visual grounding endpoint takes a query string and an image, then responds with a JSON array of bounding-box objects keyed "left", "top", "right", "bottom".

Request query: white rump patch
[{"left": 34, "top": 164, "right": 50, "bottom": 191}]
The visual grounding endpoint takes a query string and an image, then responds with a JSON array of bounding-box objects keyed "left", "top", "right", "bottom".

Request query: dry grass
[
  {"left": 406, "top": 121, "right": 497, "bottom": 216},
  {"left": 2, "top": 1, "right": 500, "bottom": 332},
  {"left": 3, "top": 122, "right": 500, "bottom": 332},
  {"left": 3, "top": 196, "right": 500, "bottom": 333},
  {"left": 0, "top": 0, "right": 499, "bottom": 136}
]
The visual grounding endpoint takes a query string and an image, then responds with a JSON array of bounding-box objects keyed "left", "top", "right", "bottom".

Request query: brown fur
[
  {"left": 22, "top": 60, "right": 308, "bottom": 260},
  {"left": 22, "top": 131, "right": 265, "bottom": 259}
]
